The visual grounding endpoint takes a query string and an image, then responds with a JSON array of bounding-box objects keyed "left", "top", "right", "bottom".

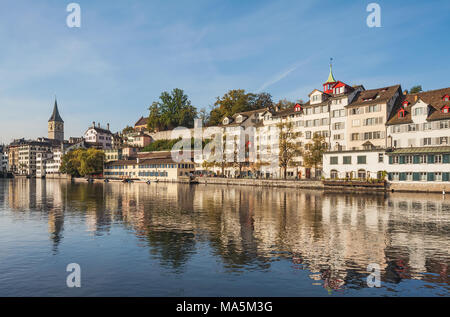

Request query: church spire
[
  {"left": 49, "top": 98, "right": 64, "bottom": 123},
  {"left": 326, "top": 58, "right": 336, "bottom": 83}
]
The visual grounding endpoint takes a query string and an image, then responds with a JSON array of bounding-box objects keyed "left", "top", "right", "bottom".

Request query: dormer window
[
  {"left": 236, "top": 115, "right": 243, "bottom": 123},
  {"left": 443, "top": 95, "right": 450, "bottom": 102},
  {"left": 294, "top": 104, "right": 302, "bottom": 112},
  {"left": 223, "top": 118, "right": 229, "bottom": 125},
  {"left": 442, "top": 105, "right": 450, "bottom": 114},
  {"left": 398, "top": 109, "right": 406, "bottom": 118},
  {"left": 312, "top": 95, "right": 321, "bottom": 102}
]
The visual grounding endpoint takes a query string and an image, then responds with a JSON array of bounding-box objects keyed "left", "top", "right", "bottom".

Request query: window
[
  {"left": 333, "top": 122, "right": 344, "bottom": 130},
  {"left": 440, "top": 121, "right": 449, "bottom": 129},
  {"left": 314, "top": 107, "right": 320, "bottom": 114},
  {"left": 378, "top": 153, "right": 384, "bottom": 163},
  {"left": 420, "top": 172, "right": 427, "bottom": 181},
  {"left": 408, "top": 124, "right": 417, "bottom": 132},
  {"left": 398, "top": 109, "right": 405, "bottom": 118},
  {"left": 358, "top": 169, "right": 366, "bottom": 179},
  {"left": 435, "top": 155, "right": 442, "bottom": 164},
  {"left": 305, "top": 131, "right": 311, "bottom": 139},
  {"left": 405, "top": 155, "right": 413, "bottom": 164},
  {"left": 330, "top": 170, "right": 339, "bottom": 179},
  {"left": 414, "top": 107, "right": 425, "bottom": 116},
  {"left": 343, "top": 156, "right": 352, "bottom": 164},
  {"left": 423, "top": 137, "right": 432, "bottom": 146},
  {"left": 435, "top": 172, "right": 442, "bottom": 181},
  {"left": 352, "top": 119, "right": 361, "bottom": 127},
  {"left": 420, "top": 155, "right": 427, "bottom": 164},
  {"left": 440, "top": 137, "right": 448, "bottom": 145},
  {"left": 443, "top": 106, "right": 450, "bottom": 114},
  {"left": 312, "top": 95, "right": 320, "bottom": 102},
  {"left": 351, "top": 108, "right": 360, "bottom": 115},
  {"left": 367, "top": 104, "right": 380, "bottom": 113},
  {"left": 357, "top": 156, "right": 367, "bottom": 164},
  {"left": 322, "top": 105, "right": 328, "bottom": 113},
  {"left": 406, "top": 172, "right": 413, "bottom": 181},
  {"left": 351, "top": 133, "right": 360, "bottom": 141},
  {"left": 330, "top": 156, "right": 338, "bottom": 165}
]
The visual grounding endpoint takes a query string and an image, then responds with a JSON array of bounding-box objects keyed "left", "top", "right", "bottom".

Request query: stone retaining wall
[
  {"left": 388, "top": 182, "right": 450, "bottom": 193},
  {"left": 197, "top": 178, "right": 324, "bottom": 189}
]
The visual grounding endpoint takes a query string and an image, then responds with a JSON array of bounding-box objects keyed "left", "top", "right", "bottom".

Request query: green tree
[
  {"left": 147, "top": 103, "right": 163, "bottom": 132},
  {"left": 410, "top": 85, "right": 423, "bottom": 94},
  {"left": 78, "top": 148, "right": 105, "bottom": 176},
  {"left": 208, "top": 90, "right": 272, "bottom": 126},
  {"left": 303, "top": 134, "right": 327, "bottom": 176},
  {"left": 277, "top": 121, "right": 302, "bottom": 179},
  {"left": 147, "top": 88, "right": 197, "bottom": 131},
  {"left": 273, "top": 98, "right": 304, "bottom": 110},
  {"left": 60, "top": 150, "right": 81, "bottom": 177},
  {"left": 122, "top": 125, "right": 135, "bottom": 134},
  {"left": 60, "top": 148, "right": 104, "bottom": 177}
]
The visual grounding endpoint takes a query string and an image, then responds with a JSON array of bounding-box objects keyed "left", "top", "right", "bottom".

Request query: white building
[
  {"left": 387, "top": 88, "right": 450, "bottom": 148},
  {"left": 323, "top": 149, "right": 387, "bottom": 180},
  {"left": 84, "top": 122, "right": 113, "bottom": 149},
  {"left": 17, "top": 141, "right": 52, "bottom": 176},
  {"left": 0, "top": 148, "right": 8, "bottom": 174}
]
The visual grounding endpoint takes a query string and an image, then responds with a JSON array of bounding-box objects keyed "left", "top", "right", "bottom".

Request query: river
[{"left": 0, "top": 179, "right": 448, "bottom": 296}]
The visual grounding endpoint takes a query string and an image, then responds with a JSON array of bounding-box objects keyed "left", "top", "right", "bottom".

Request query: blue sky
[{"left": 0, "top": 0, "right": 449, "bottom": 142}]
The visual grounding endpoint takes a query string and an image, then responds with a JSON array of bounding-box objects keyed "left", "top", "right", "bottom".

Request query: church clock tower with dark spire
[{"left": 48, "top": 99, "right": 64, "bottom": 142}]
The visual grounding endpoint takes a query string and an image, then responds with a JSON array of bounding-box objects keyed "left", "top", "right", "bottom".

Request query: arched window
[
  {"left": 330, "top": 170, "right": 338, "bottom": 179},
  {"left": 358, "top": 169, "right": 366, "bottom": 179},
  {"left": 377, "top": 171, "right": 385, "bottom": 180}
]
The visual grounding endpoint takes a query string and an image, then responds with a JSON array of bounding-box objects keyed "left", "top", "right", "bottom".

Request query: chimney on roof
[
  {"left": 92, "top": 121, "right": 95, "bottom": 127},
  {"left": 415, "top": 95, "right": 418, "bottom": 102},
  {"left": 403, "top": 90, "right": 408, "bottom": 95},
  {"left": 107, "top": 123, "right": 110, "bottom": 131},
  {"left": 98, "top": 122, "right": 100, "bottom": 128}
]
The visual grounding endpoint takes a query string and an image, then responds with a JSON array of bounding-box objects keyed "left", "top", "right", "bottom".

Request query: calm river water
[{"left": 0, "top": 179, "right": 448, "bottom": 297}]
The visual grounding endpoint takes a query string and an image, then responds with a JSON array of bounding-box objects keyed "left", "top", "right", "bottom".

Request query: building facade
[{"left": 84, "top": 122, "right": 113, "bottom": 149}]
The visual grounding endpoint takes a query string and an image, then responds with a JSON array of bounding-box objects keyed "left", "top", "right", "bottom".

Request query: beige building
[{"left": 345, "top": 85, "right": 402, "bottom": 150}]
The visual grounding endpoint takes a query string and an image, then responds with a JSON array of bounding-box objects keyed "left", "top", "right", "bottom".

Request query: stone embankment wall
[
  {"left": 197, "top": 178, "right": 324, "bottom": 189},
  {"left": 388, "top": 182, "right": 450, "bottom": 193}
]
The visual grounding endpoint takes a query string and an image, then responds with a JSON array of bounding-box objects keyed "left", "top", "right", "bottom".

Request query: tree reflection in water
[{"left": 2, "top": 178, "right": 449, "bottom": 294}]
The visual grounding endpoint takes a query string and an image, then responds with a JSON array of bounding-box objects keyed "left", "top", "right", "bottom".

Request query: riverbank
[{"left": 70, "top": 176, "right": 450, "bottom": 193}]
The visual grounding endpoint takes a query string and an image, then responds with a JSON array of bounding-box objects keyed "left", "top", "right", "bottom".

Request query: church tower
[{"left": 48, "top": 99, "right": 64, "bottom": 142}]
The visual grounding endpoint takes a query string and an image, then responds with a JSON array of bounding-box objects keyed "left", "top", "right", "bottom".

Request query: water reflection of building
[{"left": 2, "top": 179, "right": 449, "bottom": 288}]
